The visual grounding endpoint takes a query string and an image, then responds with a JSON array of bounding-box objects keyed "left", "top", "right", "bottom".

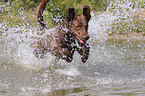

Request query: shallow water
[
  {"left": 1, "top": 1, "right": 145, "bottom": 96},
  {"left": 1, "top": 37, "right": 145, "bottom": 96}
]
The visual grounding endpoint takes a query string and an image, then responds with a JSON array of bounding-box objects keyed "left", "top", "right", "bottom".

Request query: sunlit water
[{"left": 1, "top": 2, "right": 145, "bottom": 96}]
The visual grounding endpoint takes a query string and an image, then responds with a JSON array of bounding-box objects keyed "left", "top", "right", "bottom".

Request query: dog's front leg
[
  {"left": 52, "top": 47, "right": 74, "bottom": 63},
  {"left": 64, "top": 48, "right": 75, "bottom": 63},
  {"left": 58, "top": 48, "right": 75, "bottom": 63},
  {"left": 77, "top": 44, "right": 90, "bottom": 63}
]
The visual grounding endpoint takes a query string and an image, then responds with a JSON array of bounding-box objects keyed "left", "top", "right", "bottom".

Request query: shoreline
[{"left": 107, "top": 31, "right": 145, "bottom": 40}]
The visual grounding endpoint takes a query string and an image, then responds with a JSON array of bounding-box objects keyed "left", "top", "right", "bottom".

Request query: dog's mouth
[{"left": 76, "top": 36, "right": 85, "bottom": 44}]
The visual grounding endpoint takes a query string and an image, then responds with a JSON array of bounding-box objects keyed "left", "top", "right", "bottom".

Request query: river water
[{"left": 0, "top": 1, "right": 145, "bottom": 96}]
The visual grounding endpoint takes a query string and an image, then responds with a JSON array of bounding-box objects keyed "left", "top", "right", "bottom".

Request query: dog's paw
[
  {"left": 81, "top": 44, "right": 90, "bottom": 63},
  {"left": 81, "top": 53, "right": 89, "bottom": 63},
  {"left": 65, "top": 56, "right": 73, "bottom": 62},
  {"left": 65, "top": 53, "right": 74, "bottom": 63}
]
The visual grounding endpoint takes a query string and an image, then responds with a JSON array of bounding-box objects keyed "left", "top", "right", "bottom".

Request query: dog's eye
[
  {"left": 75, "top": 26, "right": 80, "bottom": 28},
  {"left": 74, "top": 26, "right": 81, "bottom": 31}
]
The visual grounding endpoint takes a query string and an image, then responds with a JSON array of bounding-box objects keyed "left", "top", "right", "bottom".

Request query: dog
[{"left": 33, "top": 0, "right": 91, "bottom": 63}]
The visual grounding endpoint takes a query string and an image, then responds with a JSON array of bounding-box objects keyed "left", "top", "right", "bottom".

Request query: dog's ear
[
  {"left": 67, "top": 7, "right": 76, "bottom": 21},
  {"left": 83, "top": 6, "right": 91, "bottom": 22}
]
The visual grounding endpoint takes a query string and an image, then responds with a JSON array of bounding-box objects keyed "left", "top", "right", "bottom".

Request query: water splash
[
  {"left": 1, "top": 1, "right": 145, "bottom": 96},
  {"left": 89, "top": 1, "right": 139, "bottom": 42},
  {"left": 0, "top": 1, "right": 143, "bottom": 70},
  {"left": 0, "top": 22, "right": 57, "bottom": 70}
]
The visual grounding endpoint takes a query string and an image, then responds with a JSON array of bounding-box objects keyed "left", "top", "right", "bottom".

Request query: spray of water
[
  {"left": 0, "top": 1, "right": 143, "bottom": 70},
  {"left": 89, "top": 1, "right": 139, "bottom": 42},
  {"left": 0, "top": 1, "right": 145, "bottom": 95}
]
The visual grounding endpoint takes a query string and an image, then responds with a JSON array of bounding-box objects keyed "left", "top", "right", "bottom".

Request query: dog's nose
[{"left": 84, "top": 35, "right": 89, "bottom": 41}]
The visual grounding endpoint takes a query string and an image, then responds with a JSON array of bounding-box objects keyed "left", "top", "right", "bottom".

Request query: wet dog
[{"left": 33, "top": 0, "right": 91, "bottom": 63}]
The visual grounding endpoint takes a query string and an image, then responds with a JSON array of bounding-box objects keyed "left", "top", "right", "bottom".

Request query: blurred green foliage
[
  {"left": 0, "top": 0, "right": 144, "bottom": 27},
  {"left": 1, "top": 0, "right": 144, "bottom": 12},
  {"left": 45, "top": 0, "right": 110, "bottom": 22},
  {"left": 108, "top": 19, "right": 145, "bottom": 35}
]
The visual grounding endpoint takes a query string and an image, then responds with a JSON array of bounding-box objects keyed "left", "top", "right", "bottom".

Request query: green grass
[
  {"left": 107, "top": 13, "right": 145, "bottom": 35},
  {"left": 0, "top": 0, "right": 145, "bottom": 28},
  {"left": 1, "top": 11, "right": 37, "bottom": 27}
]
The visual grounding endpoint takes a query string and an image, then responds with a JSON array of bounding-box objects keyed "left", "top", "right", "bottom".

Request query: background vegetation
[{"left": 0, "top": 0, "right": 145, "bottom": 29}]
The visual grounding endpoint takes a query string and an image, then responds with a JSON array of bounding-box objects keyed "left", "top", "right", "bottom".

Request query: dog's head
[{"left": 66, "top": 6, "right": 91, "bottom": 45}]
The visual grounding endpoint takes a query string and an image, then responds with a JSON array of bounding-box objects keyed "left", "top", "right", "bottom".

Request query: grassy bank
[
  {"left": 107, "top": 8, "right": 145, "bottom": 37},
  {"left": 0, "top": 0, "right": 111, "bottom": 27},
  {"left": 0, "top": 0, "right": 145, "bottom": 32}
]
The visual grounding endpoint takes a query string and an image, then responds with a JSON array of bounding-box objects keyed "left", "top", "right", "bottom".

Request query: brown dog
[{"left": 34, "top": 0, "right": 91, "bottom": 63}]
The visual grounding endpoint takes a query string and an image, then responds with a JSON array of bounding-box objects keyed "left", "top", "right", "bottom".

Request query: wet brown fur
[{"left": 34, "top": 0, "right": 91, "bottom": 63}]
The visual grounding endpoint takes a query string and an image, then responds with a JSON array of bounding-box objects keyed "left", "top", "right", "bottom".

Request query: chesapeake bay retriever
[{"left": 33, "top": 0, "right": 91, "bottom": 63}]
